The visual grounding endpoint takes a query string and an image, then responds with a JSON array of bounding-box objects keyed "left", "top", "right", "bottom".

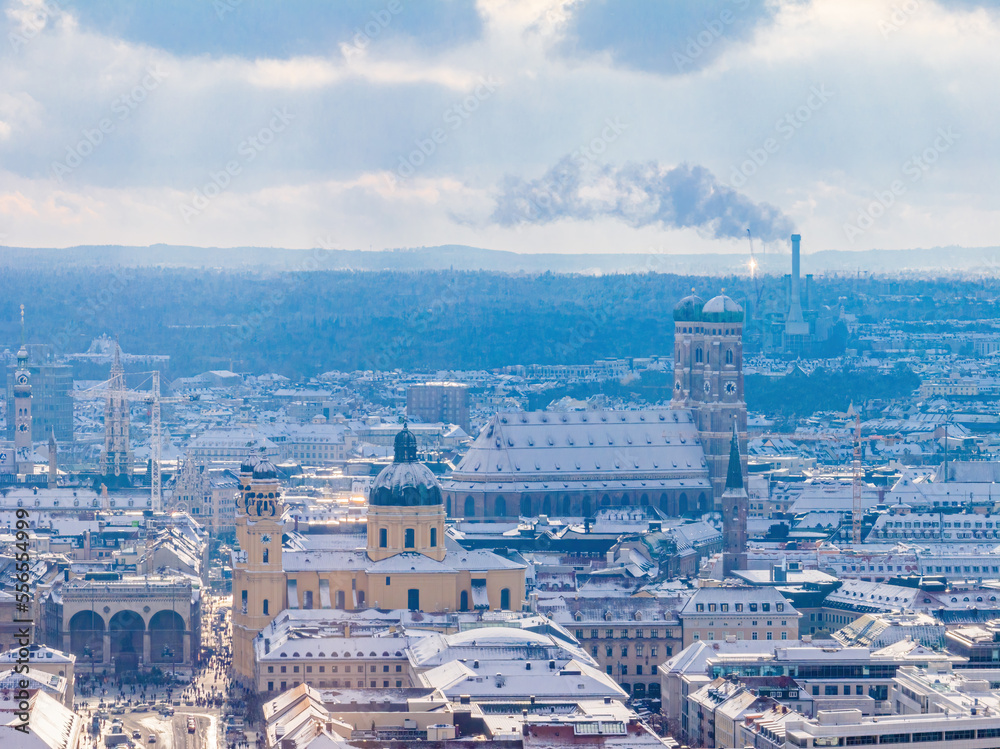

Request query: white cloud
[{"left": 0, "top": 0, "right": 998, "bottom": 254}]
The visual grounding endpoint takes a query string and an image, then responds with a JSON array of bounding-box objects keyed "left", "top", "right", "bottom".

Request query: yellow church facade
[{"left": 232, "top": 427, "right": 527, "bottom": 685}]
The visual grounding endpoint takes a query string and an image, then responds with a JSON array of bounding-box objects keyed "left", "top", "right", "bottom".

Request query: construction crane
[
  {"left": 852, "top": 413, "right": 863, "bottom": 544},
  {"left": 76, "top": 369, "right": 180, "bottom": 511}
]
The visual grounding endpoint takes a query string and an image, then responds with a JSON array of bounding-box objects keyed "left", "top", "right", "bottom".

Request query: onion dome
[
  {"left": 370, "top": 425, "right": 442, "bottom": 507},
  {"left": 702, "top": 294, "right": 744, "bottom": 323},
  {"left": 673, "top": 293, "right": 705, "bottom": 322},
  {"left": 253, "top": 457, "right": 278, "bottom": 480}
]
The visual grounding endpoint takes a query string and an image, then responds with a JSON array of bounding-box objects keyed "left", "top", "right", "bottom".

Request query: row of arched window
[{"left": 449, "top": 492, "right": 707, "bottom": 518}]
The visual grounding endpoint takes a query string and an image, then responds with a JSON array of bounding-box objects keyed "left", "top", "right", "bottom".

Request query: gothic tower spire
[{"left": 722, "top": 422, "right": 748, "bottom": 577}]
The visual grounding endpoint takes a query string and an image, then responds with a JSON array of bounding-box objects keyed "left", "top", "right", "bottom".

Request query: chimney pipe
[{"left": 788, "top": 234, "right": 804, "bottom": 323}]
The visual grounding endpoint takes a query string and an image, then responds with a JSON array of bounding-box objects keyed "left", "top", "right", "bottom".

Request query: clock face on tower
[
  {"left": 16, "top": 374, "right": 28, "bottom": 386},
  {"left": 17, "top": 423, "right": 27, "bottom": 432},
  {"left": 703, "top": 381, "right": 712, "bottom": 394},
  {"left": 725, "top": 382, "right": 736, "bottom": 395},
  {"left": 261, "top": 534, "right": 271, "bottom": 544}
]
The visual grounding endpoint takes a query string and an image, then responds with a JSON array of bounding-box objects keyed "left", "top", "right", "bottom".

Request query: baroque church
[
  {"left": 231, "top": 426, "right": 526, "bottom": 684},
  {"left": 442, "top": 292, "right": 747, "bottom": 520}
]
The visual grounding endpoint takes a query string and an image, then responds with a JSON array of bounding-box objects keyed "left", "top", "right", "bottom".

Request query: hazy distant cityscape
[{"left": 3, "top": 1, "right": 1000, "bottom": 748}]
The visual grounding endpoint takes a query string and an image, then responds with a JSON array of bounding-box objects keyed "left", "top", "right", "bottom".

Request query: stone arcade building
[{"left": 42, "top": 575, "right": 201, "bottom": 674}]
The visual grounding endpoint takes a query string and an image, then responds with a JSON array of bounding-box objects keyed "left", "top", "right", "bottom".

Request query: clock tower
[
  {"left": 232, "top": 450, "right": 285, "bottom": 685},
  {"left": 672, "top": 292, "right": 747, "bottom": 511},
  {"left": 13, "top": 341, "right": 32, "bottom": 475}
]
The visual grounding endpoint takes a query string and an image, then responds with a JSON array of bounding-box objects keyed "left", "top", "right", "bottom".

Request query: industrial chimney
[{"left": 785, "top": 234, "right": 810, "bottom": 336}]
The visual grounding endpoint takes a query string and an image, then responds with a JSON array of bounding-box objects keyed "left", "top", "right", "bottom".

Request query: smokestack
[{"left": 788, "top": 234, "right": 804, "bottom": 323}]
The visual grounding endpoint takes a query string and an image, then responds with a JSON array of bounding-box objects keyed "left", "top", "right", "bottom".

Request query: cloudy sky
[{"left": 0, "top": 0, "right": 997, "bottom": 256}]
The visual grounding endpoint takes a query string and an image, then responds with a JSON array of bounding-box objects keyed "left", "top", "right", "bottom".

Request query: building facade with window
[{"left": 678, "top": 587, "right": 801, "bottom": 647}]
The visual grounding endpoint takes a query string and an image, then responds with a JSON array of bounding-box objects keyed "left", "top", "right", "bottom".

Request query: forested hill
[{"left": 1, "top": 267, "right": 997, "bottom": 379}]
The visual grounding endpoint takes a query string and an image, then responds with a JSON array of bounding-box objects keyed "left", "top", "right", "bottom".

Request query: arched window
[
  {"left": 640, "top": 494, "right": 649, "bottom": 506},
  {"left": 460, "top": 591, "right": 469, "bottom": 611},
  {"left": 582, "top": 497, "right": 592, "bottom": 516},
  {"left": 263, "top": 599, "right": 269, "bottom": 615},
  {"left": 620, "top": 493, "right": 630, "bottom": 507},
  {"left": 726, "top": 349, "right": 734, "bottom": 365},
  {"left": 430, "top": 527, "right": 437, "bottom": 547},
  {"left": 659, "top": 493, "right": 670, "bottom": 513},
  {"left": 601, "top": 494, "right": 611, "bottom": 507},
  {"left": 697, "top": 492, "right": 707, "bottom": 512},
  {"left": 542, "top": 495, "right": 552, "bottom": 515},
  {"left": 500, "top": 588, "right": 511, "bottom": 611},
  {"left": 464, "top": 496, "right": 475, "bottom": 518},
  {"left": 695, "top": 348, "right": 703, "bottom": 363},
  {"left": 495, "top": 496, "right": 507, "bottom": 517},
  {"left": 379, "top": 528, "right": 388, "bottom": 548},
  {"left": 679, "top": 492, "right": 688, "bottom": 515},
  {"left": 520, "top": 496, "right": 532, "bottom": 516},
  {"left": 446, "top": 497, "right": 452, "bottom": 516},
  {"left": 404, "top": 528, "right": 415, "bottom": 548}
]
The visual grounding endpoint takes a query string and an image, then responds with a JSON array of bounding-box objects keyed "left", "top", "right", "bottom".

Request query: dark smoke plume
[{"left": 489, "top": 157, "right": 794, "bottom": 241}]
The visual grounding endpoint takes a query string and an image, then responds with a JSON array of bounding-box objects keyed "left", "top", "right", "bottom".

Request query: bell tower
[
  {"left": 232, "top": 450, "right": 286, "bottom": 685},
  {"left": 673, "top": 292, "right": 747, "bottom": 511},
  {"left": 722, "top": 425, "right": 749, "bottom": 576},
  {"left": 14, "top": 305, "right": 32, "bottom": 475}
]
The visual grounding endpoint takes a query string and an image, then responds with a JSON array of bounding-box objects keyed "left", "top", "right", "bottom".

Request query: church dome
[
  {"left": 253, "top": 457, "right": 278, "bottom": 480},
  {"left": 702, "top": 294, "right": 744, "bottom": 323},
  {"left": 673, "top": 294, "right": 705, "bottom": 322},
  {"left": 370, "top": 426, "right": 442, "bottom": 507}
]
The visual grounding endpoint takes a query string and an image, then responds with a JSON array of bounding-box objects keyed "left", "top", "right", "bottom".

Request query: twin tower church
[{"left": 231, "top": 291, "right": 748, "bottom": 683}]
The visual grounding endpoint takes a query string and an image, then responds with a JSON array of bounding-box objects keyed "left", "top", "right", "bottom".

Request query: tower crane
[{"left": 76, "top": 369, "right": 180, "bottom": 511}]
